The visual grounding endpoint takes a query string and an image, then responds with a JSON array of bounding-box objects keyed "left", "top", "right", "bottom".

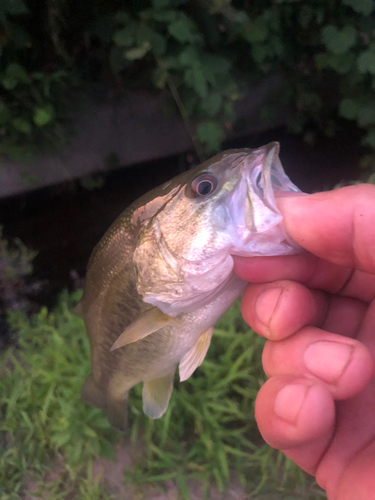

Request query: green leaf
[
  {"left": 2, "top": 77, "right": 17, "bottom": 90},
  {"left": 200, "top": 91, "right": 222, "bottom": 117},
  {"left": 196, "top": 121, "right": 224, "bottom": 152},
  {"left": 152, "top": 0, "right": 170, "bottom": 8},
  {"left": 357, "top": 47, "right": 375, "bottom": 75},
  {"left": 12, "top": 118, "right": 32, "bottom": 134},
  {"left": 33, "top": 105, "right": 55, "bottom": 127},
  {"left": 113, "top": 11, "right": 130, "bottom": 24},
  {"left": 339, "top": 98, "right": 358, "bottom": 120},
  {"left": 179, "top": 46, "right": 200, "bottom": 67},
  {"left": 148, "top": 30, "right": 166, "bottom": 55},
  {"left": 99, "top": 439, "right": 115, "bottom": 461},
  {"left": 362, "top": 129, "right": 375, "bottom": 149},
  {"left": 357, "top": 105, "right": 375, "bottom": 127},
  {"left": 241, "top": 18, "right": 268, "bottom": 44},
  {"left": 251, "top": 44, "right": 270, "bottom": 64},
  {"left": 135, "top": 25, "right": 166, "bottom": 55},
  {"left": 124, "top": 42, "right": 151, "bottom": 60},
  {"left": 321, "top": 25, "right": 357, "bottom": 55},
  {"left": 184, "top": 67, "right": 208, "bottom": 99},
  {"left": 315, "top": 52, "right": 355, "bottom": 74},
  {"left": 168, "top": 13, "right": 201, "bottom": 44},
  {"left": 298, "top": 5, "right": 313, "bottom": 29},
  {"left": 153, "top": 10, "right": 177, "bottom": 22},
  {"left": 343, "top": 0, "right": 373, "bottom": 15},
  {"left": 113, "top": 28, "right": 134, "bottom": 47},
  {"left": 202, "top": 54, "right": 231, "bottom": 75},
  {"left": 1, "top": 63, "right": 30, "bottom": 90},
  {"left": 0, "top": 103, "right": 10, "bottom": 125},
  {"left": 0, "top": 0, "right": 28, "bottom": 16}
]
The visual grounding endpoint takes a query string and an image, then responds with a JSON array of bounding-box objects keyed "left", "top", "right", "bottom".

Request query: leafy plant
[
  {"left": 98, "top": 0, "right": 375, "bottom": 167},
  {"left": 0, "top": 292, "right": 325, "bottom": 498},
  {"left": 107, "top": 1, "right": 239, "bottom": 156},
  {"left": 0, "top": 0, "right": 77, "bottom": 160},
  {"left": 0, "top": 227, "right": 38, "bottom": 311},
  {"left": 3, "top": 0, "right": 375, "bottom": 170}
]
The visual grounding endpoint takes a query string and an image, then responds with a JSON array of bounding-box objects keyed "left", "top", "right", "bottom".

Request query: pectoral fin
[
  {"left": 179, "top": 326, "right": 214, "bottom": 382},
  {"left": 142, "top": 371, "right": 175, "bottom": 419},
  {"left": 110, "top": 307, "right": 172, "bottom": 351}
]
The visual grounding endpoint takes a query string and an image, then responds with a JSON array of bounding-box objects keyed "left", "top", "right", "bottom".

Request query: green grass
[{"left": 0, "top": 291, "right": 326, "bottom": 499}]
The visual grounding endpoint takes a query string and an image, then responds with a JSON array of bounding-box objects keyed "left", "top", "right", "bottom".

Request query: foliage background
[{"left": 1, "top": 0, "right": 375, "bottom": 165}]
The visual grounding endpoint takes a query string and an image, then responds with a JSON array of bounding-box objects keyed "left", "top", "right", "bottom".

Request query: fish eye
[{"left": 190, "top": 174, "right": 217, "bottom": 198}]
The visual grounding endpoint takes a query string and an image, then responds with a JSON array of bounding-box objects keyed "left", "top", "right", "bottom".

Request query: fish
[{"left": 77, "top": 142, "right": 301, "bottom": 430}]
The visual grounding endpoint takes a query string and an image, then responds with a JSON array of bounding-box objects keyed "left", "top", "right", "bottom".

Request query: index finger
[
  {"left": 233, "top": 185, "right": 375, "bottom": 302},
  {"left": 277, "top": 184, "right": 375, "bottom": 272}
]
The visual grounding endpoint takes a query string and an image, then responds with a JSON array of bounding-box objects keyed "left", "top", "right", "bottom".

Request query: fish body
[{"left": 79, "top": 142, "right": 301, "bottom": 429}]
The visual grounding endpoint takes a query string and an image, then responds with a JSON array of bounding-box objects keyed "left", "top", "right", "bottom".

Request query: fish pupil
[
  {"left": 197, "top": 180, "right": 213, "bottom": 196},
  {"left": 188, "top": 173, "right": 217, "bottom": 198}
]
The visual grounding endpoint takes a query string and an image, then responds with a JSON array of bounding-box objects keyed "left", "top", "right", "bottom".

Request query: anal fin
[
  {"left": 179, "top": 326, "right": 214, "bottom": 382},
  {"left": 142, "top": 371, "right": 175, "bottom": 419}
]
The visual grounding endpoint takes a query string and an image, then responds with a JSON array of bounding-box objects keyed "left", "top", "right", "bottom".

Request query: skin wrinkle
[
  {"left": 335, "top": 268, "right": 356, "bottom": 297},
  {"left": 312, "top": 289, "right": 330, "bottom": 330},
  {"left": 290, "top": 256, "right": 353, "bottom": 297},
  {"left": 281, "top": 425, "right": 336, "bottom": 477},
  {"left": 340, "top": 270, "right": 375, "bottom": 303},
  {"left": 321, "top": 295, "right": 368, "bottom": 339}
]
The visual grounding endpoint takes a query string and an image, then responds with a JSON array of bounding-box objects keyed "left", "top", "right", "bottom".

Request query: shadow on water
[{"left": 0, "top": 126, "right": 365, "bottom": 317}]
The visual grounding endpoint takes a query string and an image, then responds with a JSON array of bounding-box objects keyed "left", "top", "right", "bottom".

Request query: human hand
[{"left": 233, "top": 185, "right": 375, "bottom": 500}]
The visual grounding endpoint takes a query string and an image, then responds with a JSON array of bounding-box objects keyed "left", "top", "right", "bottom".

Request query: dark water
[{"left": 0, "top": 126, "right": 365, "bottom": 315}]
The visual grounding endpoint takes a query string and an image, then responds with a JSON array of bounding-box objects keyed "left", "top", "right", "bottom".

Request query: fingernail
[
  {"left": 274, "top": 384, "right": 309, "bottom": 424},
  {"left": 256, "top": 288, "right": 283, "bottom": 332},
  {"left": 304, "top": 341, "right": 353, "bottom": 384}
]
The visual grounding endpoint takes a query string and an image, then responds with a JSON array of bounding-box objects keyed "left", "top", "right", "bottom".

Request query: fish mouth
[
  {"left": 226, "top": 141, "right": 302, "bottom": 256},
  {"left": 243, "top": 142, "right": 300, "bottom": 232},
  {"left": 252, "top": 142, "right": 299, "bottom": 208}
]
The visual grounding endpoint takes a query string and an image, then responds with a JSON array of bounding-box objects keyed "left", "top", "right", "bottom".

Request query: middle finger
[
  {"left": 242, "top": 280, "right": 367, "bottom": 340},
  {"left": 262, "top": 327, "right": 373, "bottom": 400}
]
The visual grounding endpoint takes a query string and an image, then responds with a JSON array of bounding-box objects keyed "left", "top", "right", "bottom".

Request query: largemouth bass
[{"left": 78, "top": 142, "right": 300, "bottom": 430}]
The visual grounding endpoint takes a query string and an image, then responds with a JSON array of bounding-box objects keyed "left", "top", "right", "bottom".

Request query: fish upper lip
[
  {"left": 247, "top": 142, "right": 300, "bottom": 214},
  {"left": 225, "top": 142, "right": 301, "bottom": 248}
]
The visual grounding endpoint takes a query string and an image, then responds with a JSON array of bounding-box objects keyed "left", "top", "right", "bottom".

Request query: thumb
[{"left": 277, "top": 184, "right": 375, "bottom": 273}]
